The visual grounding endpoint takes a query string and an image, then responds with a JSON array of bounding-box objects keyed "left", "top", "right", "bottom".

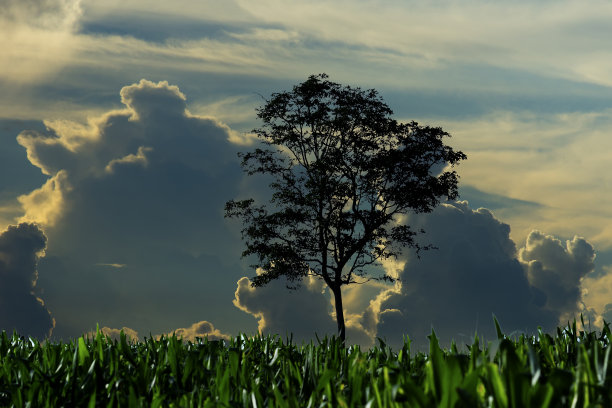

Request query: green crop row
[{"left": 0, "top": 318, "right": 610, "bottom": 407}]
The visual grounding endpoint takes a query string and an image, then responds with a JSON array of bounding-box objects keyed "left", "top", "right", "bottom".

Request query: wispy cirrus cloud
[
  {"left": 236, "top": 0, "right": 612, "bottom": 88},
  {"left": 0, "top": 0, "right": 82, "bottom": 84}
]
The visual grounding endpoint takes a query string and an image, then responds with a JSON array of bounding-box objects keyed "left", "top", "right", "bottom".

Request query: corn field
[{"left": 0, "top": 318, "right": 610, "bottom": 407}]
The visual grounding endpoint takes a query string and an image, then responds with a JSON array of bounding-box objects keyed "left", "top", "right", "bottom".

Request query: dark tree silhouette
[{"left": 225, "top": 74, "right": 466, "bottom": 342}]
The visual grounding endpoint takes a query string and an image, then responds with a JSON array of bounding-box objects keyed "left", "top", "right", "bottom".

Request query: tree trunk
[{"left": 330, "top": 284, "right": 346, "bottom": 343}]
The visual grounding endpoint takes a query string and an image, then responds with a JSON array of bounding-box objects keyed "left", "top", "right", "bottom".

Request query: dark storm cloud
[
  {"left": 232, "top": 202, "right": 597, "bottom": 349},
  {"left": 0, "top": 223, "right": 54, "bottom": 339},
  {"left": 16, "top": 79, "right": 257, "bottom": 339},
  {"left": 374, "top": 201, "right": 582, "bottom": 350}
]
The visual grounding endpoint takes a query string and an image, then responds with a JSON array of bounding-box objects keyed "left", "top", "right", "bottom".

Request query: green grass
[{"left": 0, "top": 318, "right": 610, "bottom": 407}]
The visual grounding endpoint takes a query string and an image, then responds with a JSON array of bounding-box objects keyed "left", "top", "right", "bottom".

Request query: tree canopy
[{"left": 225, "top": 74, "right": 466, "bottom": 341}]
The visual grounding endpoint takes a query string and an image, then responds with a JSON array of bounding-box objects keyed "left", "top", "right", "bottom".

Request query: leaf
[
  {"left": 486, "top": 363, "right": 508, "bottom": 408},
  {"left": 78, "top": 337, "right": 90, "bottom": 367},
  {"left": 426, "top": 329, "right": 444, "bottom": 401},
  {"left": 493, "top": 315, "right": 504, "bottom": 340},
  {"left": 87, "top": 390, "right": 96, "bottom": 408},
  {"left": 527, "top": 344, "right": 541, "bottom": 386}
]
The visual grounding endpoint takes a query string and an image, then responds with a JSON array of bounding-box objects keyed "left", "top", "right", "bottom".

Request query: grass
[{"left": 0, "top": 318, "right": 610, "bottom": 407}]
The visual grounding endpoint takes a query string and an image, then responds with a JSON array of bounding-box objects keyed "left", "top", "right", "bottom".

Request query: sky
[{"left": 2, "top": 0, "right": 612, "bottom": 350}]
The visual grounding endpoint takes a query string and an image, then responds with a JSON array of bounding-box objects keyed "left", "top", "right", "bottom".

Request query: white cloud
[
  {"left": 0, "top": 0, "right": 82, "bottom": 84},
  {"left": 6, "top": 0, "right": 612, "bottom": 124},
  {"left": 1, "top": 0, "right": 82, "bottom": 30},
  {"left": 236, "top": 0, "right": 612, "bottom": 88}
]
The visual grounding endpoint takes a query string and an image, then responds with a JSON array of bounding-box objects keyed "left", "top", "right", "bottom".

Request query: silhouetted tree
[{"left": 225, "top": 74, "right": 466, "bottom": 342}]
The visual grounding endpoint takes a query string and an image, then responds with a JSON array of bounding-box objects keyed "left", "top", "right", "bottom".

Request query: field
[{"left": 0, "top": 319, "right": 610, "bottom": 407}]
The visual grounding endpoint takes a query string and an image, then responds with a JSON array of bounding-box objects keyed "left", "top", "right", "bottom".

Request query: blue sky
[{"left": 2, "top": 0, "right": 612, "bottom": 349}]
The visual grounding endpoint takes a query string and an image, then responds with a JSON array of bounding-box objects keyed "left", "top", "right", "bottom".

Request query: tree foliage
[{"left": 225, "top": 74, "right": 466, "bottom": 340}]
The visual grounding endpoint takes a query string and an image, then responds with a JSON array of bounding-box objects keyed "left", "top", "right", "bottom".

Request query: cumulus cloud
[
  {"left": 373, "top": 201, "right": 586, "bottom": 350},
  {"left": 233, "top": 271, "right": 372, "bottom": 346},
  {"left": 520, "top": 231, "right": 595, "bottom": 321},
  {"left": 163, "top": 320, "right": 230, "bottom": 342},
  {"left": 230, "top": 201, "right": 603, "bottom": 349},
  {"left": 17, "top": 171, "right": 71, "bottom": 227},
  {"left": 87, "top": 320, "right": 230, "bottom": 343},
  {"left": 16, "top": 79, "right": 256, "bottom": 339},
  {"left": 234, "top": 273, "right": 337, "bottom": 341},
  {"left": 89, "top": 326, "right": 140, "bottom": 342},
  {"left": 0, "top": 223, "right": 54, "bottom": 339},
  {"left": 16, "top": 79, "right": 243, "bottom": 229}
]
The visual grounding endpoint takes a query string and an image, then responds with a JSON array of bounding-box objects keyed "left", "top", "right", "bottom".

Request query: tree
[{"left": 225, "top": 74, "right": 466, "bottom": 342}]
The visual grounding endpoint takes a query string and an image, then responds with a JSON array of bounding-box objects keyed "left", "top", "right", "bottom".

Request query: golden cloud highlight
[
  {"left": 18, "top": 171, "right": 71, "bottom": 227},
  {"left": 162, "top": 321, "right": 231, "bottom": 342}
]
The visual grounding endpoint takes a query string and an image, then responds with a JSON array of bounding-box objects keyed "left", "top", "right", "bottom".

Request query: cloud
[
  {"left": 163, "top": 320, "right": 230, "bottom": 342},
  {"left": 231, "top": 201, "right": 602, "bottom": 350},
  {"left": 95, "top": 263, "right": 126, "bottom": 269},
  {"left": 374, "top": 202, "right": 574, "bottom": 350},
  {"left": 1, "top": 0, "right": 82, "bottom": 30},
  {"left": 87, "top": 320, "right": 230, "bottom": 343},
  {"left": 0, "top": 223, "right": 54, "bottom": 339},
  {"left": 234, "top": 273, "right": 338, "bottom": 341},
  {"left": 16, "top": 79, "right": 244, "bottom": 228},
  {"left": 233, "top": 271, "right": 372, "bottom": 346},
  {"left": 520, "top": 231, "right": 595, "bottom": 322},
  {"left": 440, "top": 110, "right": 612, "bottom": 250},
  {"left": 16, "top": 79, "right": 257, "bottom": 339},
  {"left": 577, "top": 266, "right": 612, "bottom": 328},
  {"left": 10, "top": 77, "right": 608, "bottom": 346},
  {"left": 236, "top": 0, "right": 612, "bottom": 88},
  {"left": 17, "top": 171, "right": 71, "bottom": 227},
  {"left": 91, "top": 326, "right": 140, "bottom": 342},
  {"left": 0, "top": 0, "right": 82, "bottom": 84}
]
